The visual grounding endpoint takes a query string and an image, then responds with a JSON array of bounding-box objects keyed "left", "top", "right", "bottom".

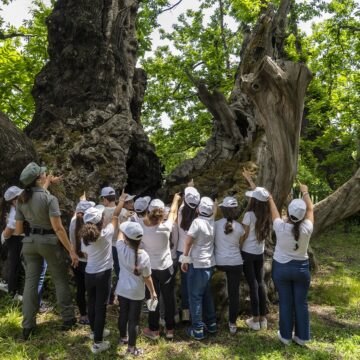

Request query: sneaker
[
  {"left": 278, "top": 330, "right": 291, "bottom": 345},
  {"left": 229, "top": 322, "right": 237, "bottom": 334},
  {"left": 206, "top": 323, "right": 218, "bottom": 334},
  {"left": 187, "top": 327, "right": 205, "bottom": 340},
  {"left": 22, "top": 327, "right": 35, "bottom": 340},
  {"left": 260, "top": 318, "right": 268, "bottom": 330},
  {"left": 119, "top": 337, "right": 128, "bottom": 345},
  {"left": 159, "top": 318, "right": 166, "bottom": 327},
  {"left": 245, "top": 318, "right": 260, "bottom": 331},
  {"left": 0, "top": 281, "right": 8, "bottom": 293},
  {"left": 127, "top": 347, "right": 143, "bottom": 356},
  {"left": 91, "top": 340, "right": 110, "bottom": 354},
  {"left": 174, "top": 314, "right": 180, "bottom": 324},
  {"left": 89, "top": 328, "right": 111, "bottom": 340},
  {"left": 13, "top": 293, "right": 23, "bottom": 302},
  {"left": 293, "top": 334, "right": 306, "bottom": 346},
  {"left": 39, "top": 302, "right": 53, "bottom": 314},
  {"left": 182, "top": 309, "right": 190, "bottom": 322},
  {"left": 143, "top": 327, "right": 160, "bottom": 340},
  {"left": 165, "top": 329, "right": 174, "bottom": 339}
]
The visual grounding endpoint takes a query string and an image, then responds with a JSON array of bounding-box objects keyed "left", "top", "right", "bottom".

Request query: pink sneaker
[{"left": 143, "top": 327, "right": 160, "bottom": 340}]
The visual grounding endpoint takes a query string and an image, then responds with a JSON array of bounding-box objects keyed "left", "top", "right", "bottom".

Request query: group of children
[{"left": 1, "top": 167, "right": 314, "bottom": 356}]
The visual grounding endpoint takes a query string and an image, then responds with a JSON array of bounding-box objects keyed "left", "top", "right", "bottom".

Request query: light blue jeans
[
  {"left": 187, "top": 264, "right": 216, "bottom": 330},
  {"left": 272, "top": 259, "right": 311, "bottom": 341}
]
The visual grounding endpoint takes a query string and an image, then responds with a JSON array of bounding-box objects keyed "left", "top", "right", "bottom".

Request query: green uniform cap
[{"left": 20, "top": 162, "right": 47, "bottom": 186}]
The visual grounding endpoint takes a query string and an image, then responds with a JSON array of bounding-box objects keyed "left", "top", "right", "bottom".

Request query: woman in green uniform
[{"left": 15, "top": 162, "right": 79, "bottom": 340}]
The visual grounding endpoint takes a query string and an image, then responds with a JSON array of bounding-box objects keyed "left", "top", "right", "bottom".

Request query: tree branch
[
  {"left": 157, "top": 0, "right": 183, "bottom": 15},
  {"left": 0, "top": 32, "right": 34, "bottom": 40}
]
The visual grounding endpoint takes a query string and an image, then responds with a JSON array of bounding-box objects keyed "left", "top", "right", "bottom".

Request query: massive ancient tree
[{"left": 1, "top": 0, "right": 359, "bottom": 230}]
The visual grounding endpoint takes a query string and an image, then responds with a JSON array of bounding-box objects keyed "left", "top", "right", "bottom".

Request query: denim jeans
[
  {"left": 272, "top": 259, "right": 311, "bottom": 341},
  {"left": 187, "top": 264, "right": 216, "bottom": 330},
  {"left": 177, "top": 251, "right": 189, "bottom": 310}
]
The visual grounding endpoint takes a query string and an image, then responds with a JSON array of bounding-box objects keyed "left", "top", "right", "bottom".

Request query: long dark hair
[
  {"left": 75, "top": 213, "right": 85, "bottom": 257},
  {"left": 180, "top": 203, "right": 198, "bottom": 231},
  {"left": 287, "top": 211, "right": 302, "bottom": 250},
  {"left": 125, "top": 235, "right": 141, "bottom": 276},
  {"left": 18, "top": 179, "right": 38, "bottom": 204},
  {"left": 220, "top": 207, "right": 238, "bottom": 234},
  {"left": 1, "top": 199, "right": 11, "bottom": 230},
  {"left": 80, "top": 220, "right": 103, "bottom": 246},
  {"left": 246, "top": 198, "right": 270, "bottom": 242}
]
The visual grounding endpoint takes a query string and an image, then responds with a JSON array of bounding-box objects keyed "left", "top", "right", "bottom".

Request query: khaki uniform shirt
[{"left": 15, "top": 187, "right": 61, "bottom": 230}]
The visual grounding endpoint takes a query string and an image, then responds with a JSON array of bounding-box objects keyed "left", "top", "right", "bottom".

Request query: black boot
[
  {"left": 23, "top": 327, "right": 35, "bottom": 340},
  {"left": 61, "top": 317, "right": 77, "bottom": 331}
]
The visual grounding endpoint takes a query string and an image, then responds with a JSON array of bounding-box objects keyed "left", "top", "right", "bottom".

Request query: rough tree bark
[
  {"left": 0, "top": 112, "right": 37, "bottom": 228},
  {"left": 24, "top": 0, "right": 162, "bottom": 215}
]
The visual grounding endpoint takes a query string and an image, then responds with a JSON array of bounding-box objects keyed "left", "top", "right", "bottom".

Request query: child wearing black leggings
[{"left": 116, "top": 221, "right": 157, "bottom": 356}]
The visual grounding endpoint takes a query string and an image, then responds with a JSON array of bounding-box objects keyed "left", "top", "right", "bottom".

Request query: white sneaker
[
  {"left": 293, "top": 335, "right": 306, "bottom": 346},
  {"left": 260, "top": 318, "right": 267, "bottom": 330},
  {"left": 278, "top": 330, "right": 291, "bottom": 345},
  {"left": 0, "top": 282, "right": 8, "bottom": 292},
  {"left": 13, "top": 294, "right": 23, "bottom": 302},
  {"left": 245, "top": 318, "right": 260, "bottom": 331},
  {"left": 89, "top": 328, "right": 110, "bottom": 340},
  {"left": 91, "top": 340, "right": 110, "bottom": 354},
  {"left": 229, "top": 322, "right": 237, "bottom": 334},
  {"left": 159, "top": 318, "right": 166, "bottom": 327}
]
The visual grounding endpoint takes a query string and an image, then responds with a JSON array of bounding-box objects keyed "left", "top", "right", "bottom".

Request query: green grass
[{"left": 0, "top": 225, "right": 359, "bottom": 359}]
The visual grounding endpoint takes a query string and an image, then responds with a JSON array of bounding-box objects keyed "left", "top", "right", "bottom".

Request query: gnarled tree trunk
[{"left": 25, "top": 0, "right": 162, "bottom": 215}]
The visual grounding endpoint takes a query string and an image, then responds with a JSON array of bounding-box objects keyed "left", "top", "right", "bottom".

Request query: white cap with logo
[
  {"left": 245, "top": 187, "right": 269, "bottom": 202},
  {"left": 100, "top": 187, "right": 116, "bottom": 197},
  {"left": 4, "top": 186, "right": 23, "bottom": 201},
  {"left": 148, "top": 199, "right": 165, "bottom": 212},
  {"left": 219, "top": 196, "right": 238, "bottom": 208},
  {"left": 84, "top": 205, "right": 105, "bottom": 224},
  {"left": 134, "top": 197, "right": 151, "bottom": 212},
  {"left": 288, "top": 199, "right": 307, "bottom": 222},
  {"left": 184, "top": 187, "right": 200, "bottom": 208},
  {"left": 125, "top": 194, "right": 136, "bottom": 202},
  {"left": 198, "top": 196, "right": 214, "bottom": 216},
  {"left": 75, "top": 200, "right": 96, "bottom": 214},
  {"left": 120, "top": 221, "right": 143, "bottom": 241}
]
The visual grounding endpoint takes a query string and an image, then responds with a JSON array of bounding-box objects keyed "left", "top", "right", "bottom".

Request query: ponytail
[
  {"left": 75, "top": 213, "right": 85, "bottom": 257},
  {"left": 292, "top": 220, "right": 301, "bottom": 250},
  {"left": 19, "top": 179, "right": 38, "bottom": 204},
  {"left": 126, "top": 237, "right": 141, "bottom": 276},
  {"left": 220, "top": 207, "right": 238, "bottom": 234},
  {"left": 80, "top": 221, "right": 103, "bottom": 246}
]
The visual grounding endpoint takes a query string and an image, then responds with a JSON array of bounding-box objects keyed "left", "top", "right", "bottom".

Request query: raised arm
[
  {"left": 300, "top": 183, "right": 314, "bottom": 224},
  {"left": 268, "top": 193, "right": 281, "bottom": 222},
  {"left": 242, "top": 168, "right": 256, "bottom": 190},
  {"left": 167, "top": 193, "right": 182, "bottom": 224},
  {"left": 110, "top": 190, "right": 127, "bottom": 228}
]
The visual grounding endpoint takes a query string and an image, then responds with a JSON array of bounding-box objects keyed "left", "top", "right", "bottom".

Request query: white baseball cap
[
  {"left": 245, "top": 187, "right": 269, "bottom": 202},
  {"left": 148, "top": 199, "right": 165, "bottom": 212},
  {"left": 288, "top": 199, "right": 306, "bottom": 222},
  {"left": 125, "top": 194, "right": 136, "bottom": 202},
  {"left": 84, "top": 205, "right": 105, "bottom": 224},
  {"left": 184, "top": 187, "right": 200, "bottom": 208},
  {"left": 75, "top": 200, "right": 96, "bottom": 214},
  {"left": 120, "top": 221, "right": 144, "bottom": 241},
  {"left": 100, "top": 187, "right": 116, "bottom": 197},
  {"left": 134, "top": 197, "right": 150, "bottom": 212},
  {"left": 198, "top": 197, "right": 214, "bottom": 216},
  {"left": 219, "top": 196, "right": 238, "bottom": 208},
  {"left": 4, "top": 186, "right": 23, "bottom": 201}
]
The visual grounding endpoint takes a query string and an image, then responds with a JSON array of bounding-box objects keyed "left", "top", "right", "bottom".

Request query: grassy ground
[{"left": 0, "top": 225, "right": 359, "bottom": 360}]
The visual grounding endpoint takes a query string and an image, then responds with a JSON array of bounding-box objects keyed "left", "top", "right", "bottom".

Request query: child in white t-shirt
[
  {"left": 81, "top": 191, "right": 127, "bottom": 355},
  {"left": 116, "top": 221, "right": 156, "bottom": 356},
  {"left": 181, "top": 196, "right": 217, "bottom": 340},
  {"left": 215, "top": 196, "right": 245, "bottom": 334}
]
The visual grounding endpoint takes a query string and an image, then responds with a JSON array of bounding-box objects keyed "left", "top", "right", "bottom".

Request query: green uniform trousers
[{"left": 22, "top": 234, "right": 74, "bottom": 329}]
